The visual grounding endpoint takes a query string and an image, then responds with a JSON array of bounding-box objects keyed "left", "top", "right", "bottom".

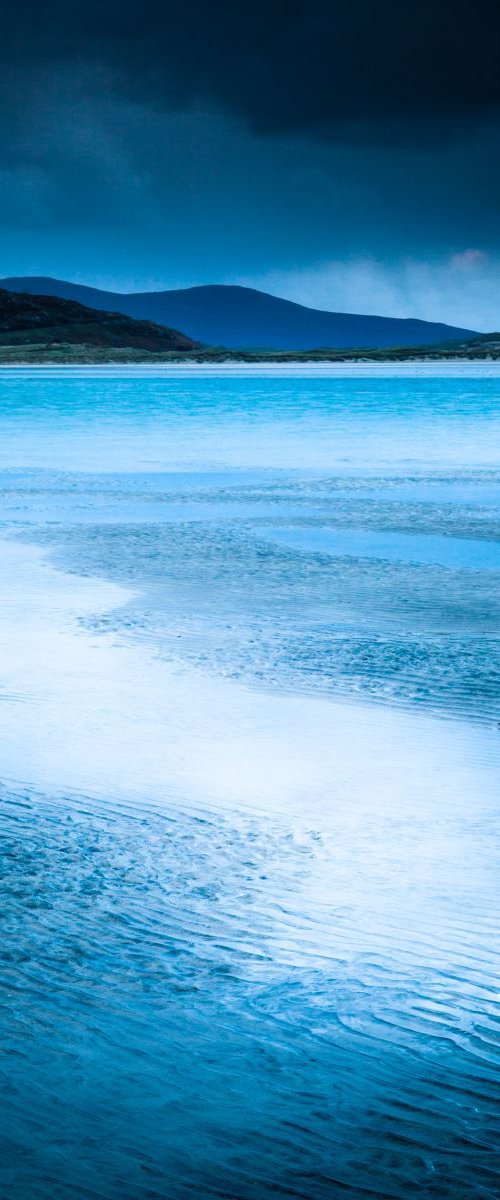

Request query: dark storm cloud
[
  {"left": 2, "top": 0, "right": 500, "bottom": 321},
  {"left": 2, "top": 1, "right": 500, "bottom": 143}
]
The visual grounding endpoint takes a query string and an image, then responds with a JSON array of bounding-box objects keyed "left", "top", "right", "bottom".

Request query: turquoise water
[
  {"left": 260, "top": 526, "right": 500, "bottom": 569},
  {"left": 0, "top": 367, "right": 499, "bottom": 1199}
]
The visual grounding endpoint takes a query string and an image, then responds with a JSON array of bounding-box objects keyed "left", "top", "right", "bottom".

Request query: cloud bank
[
  {"left": 239, "top": 254, "right": 500, "bottom": 332},
  {"left": 2, "top": 2, "right": 500, "bottom": 143},
  {"left": 1, "top": 1, "right": 499, "bottom": 317}
]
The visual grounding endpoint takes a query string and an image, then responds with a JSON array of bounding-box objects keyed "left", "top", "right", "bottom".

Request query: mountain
[
  {"left": 0, "top": 278, "right": 477, "bottom": 350},
  {"left": 0, "top": 288, "right": 198, "bottom": 352},
  {"left": 0, "top": 284, "right": 495, "bottom": 362}
]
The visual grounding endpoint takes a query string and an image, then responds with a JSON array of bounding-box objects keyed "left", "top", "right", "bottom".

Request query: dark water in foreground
[
  {"left": 0, "top": 368, "right": 499, "bottom": 1198},
  {"left": 3, "top": 786, "right": 499, "bottom": 1200}
]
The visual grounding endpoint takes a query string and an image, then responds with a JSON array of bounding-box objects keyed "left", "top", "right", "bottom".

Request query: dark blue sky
[{"left": 1, "top": 1, "right": 500, "bottom": 326}]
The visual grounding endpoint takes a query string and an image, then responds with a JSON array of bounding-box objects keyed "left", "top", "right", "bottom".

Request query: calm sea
[{"left": 0, "top": 366, "right": 499, "bottom": 1199}]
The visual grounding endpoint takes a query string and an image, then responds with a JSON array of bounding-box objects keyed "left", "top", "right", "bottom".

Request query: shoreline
[
  {"left": 2, "top": 358, "right": 500, "bottom": 376},
  {"left": 2, "top": 538, "right": 499, "bottom": 1200},
  {"left": 1, "top": 536, "right": 498, "bottom": 820}
]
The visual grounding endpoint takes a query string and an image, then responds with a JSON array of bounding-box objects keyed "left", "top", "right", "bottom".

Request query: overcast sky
[{"left": 1, "top": 1, "right": 500, "bottom": 327}]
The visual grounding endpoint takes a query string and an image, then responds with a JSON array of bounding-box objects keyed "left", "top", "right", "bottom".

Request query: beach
[{"left": 0, "top": 366, "right": 499, "bottom": 1198}]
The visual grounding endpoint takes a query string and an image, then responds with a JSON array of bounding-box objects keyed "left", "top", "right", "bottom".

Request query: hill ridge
[
  {"left": 0, "top": 277, "right": 477, "bottom": 351},
  {"left": 0, "top": 287, "right": 198, "bottom": 352}
]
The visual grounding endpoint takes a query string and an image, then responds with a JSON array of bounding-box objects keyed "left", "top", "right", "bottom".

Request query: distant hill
[
  {"left": 445, "top": 331, "right": 500, "bottom": 354},
  {"left": 0, "top": 288, "right": 198, "bottom": 353},
  {"left": 0, "top": 277, "right": 478, "bottom": 351},
  {"left": 0, "top": 286, "right": 496, "bottom": 364}
]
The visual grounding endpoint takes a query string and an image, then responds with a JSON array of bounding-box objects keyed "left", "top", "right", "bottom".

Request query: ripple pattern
[
  {"left": 1, "top": 786, "right": 499, "bottom": 1199},
  {"left": 1, "top": 370, "right": 500, "bottom": 1199}
]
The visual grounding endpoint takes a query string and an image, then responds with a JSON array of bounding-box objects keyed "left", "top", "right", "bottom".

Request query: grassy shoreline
[{"left": 0, "top": 342, "right": 499, "bottom": 364}]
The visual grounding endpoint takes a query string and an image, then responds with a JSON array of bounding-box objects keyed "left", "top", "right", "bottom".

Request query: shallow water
[
  {"left": 0, "top": 367, "right": 499, "bottom": 1199},
  {"left": 260, "top": 525, "right": 500, "bottom": 569}
]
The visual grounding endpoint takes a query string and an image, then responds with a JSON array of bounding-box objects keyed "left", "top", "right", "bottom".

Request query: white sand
[
  {"left": 1, "top": 360, "right": 500, "bottom": 377},
  {"left": 0, "top": 538, "right": 498, "bottom": 826}
]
